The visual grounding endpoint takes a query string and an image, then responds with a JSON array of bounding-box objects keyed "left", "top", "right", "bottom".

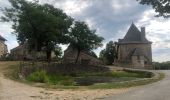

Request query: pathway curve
[{"left": 104, "top": 70, "right": 170, "bottom": 100}]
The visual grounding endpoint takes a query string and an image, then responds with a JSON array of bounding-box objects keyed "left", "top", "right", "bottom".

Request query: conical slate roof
[
  {"left": 0, "top": 35, "right": 6, "bottom": 41},
  {"left": 120, "top": 23, "right": 151, "bottom": 43}
]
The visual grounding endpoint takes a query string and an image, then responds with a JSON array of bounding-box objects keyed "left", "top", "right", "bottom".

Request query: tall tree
[
  {"left": 69, "top": 21, "right": 104, "bottom": 63},
  {"left": 99, "top": 41, "right": 116, "bottom": 65},
  {"left": 1, "top": 0, "right": 73, "bottom": 61},
  {"left": 54, "top": 45, "right": 62, "bottom": 60},
  {"left": 137, "top": 0, "right": 170, "bottom": 18}
]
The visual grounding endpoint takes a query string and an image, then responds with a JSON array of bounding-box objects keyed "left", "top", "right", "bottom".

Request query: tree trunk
[
  {"left": 46, "top": 50, "right": 52, "bottom": 63},
  {"left": 75, "top": 49, "right": 80, "bottom": 64}
]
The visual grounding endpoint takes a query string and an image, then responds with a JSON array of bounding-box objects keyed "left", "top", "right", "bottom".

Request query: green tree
[
  {"left": 99, "top": 49, "right": 107, "bottom": 64},
  {"left": 69, "top": 21, "right": 104, "bottom": 63},
  {"left": 137, "top": 0, "right": 170, "bottom": 18},
  {"left": 54, "top": 45, "right": 62, "bottom": 60},
  {"left": 99, "top": 41, "right": 116, "bottom": 65},
  {"left": 1, "top": 0, "right": 73, "bottom": 61}
]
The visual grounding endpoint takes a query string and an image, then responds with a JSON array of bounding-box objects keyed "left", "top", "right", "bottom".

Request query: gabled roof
[
  {"left": 119, "top": 23, "right": 151, "bottom": 43},
  {"left": 0, "top": 35, "right": 6, "bottom": 41}
]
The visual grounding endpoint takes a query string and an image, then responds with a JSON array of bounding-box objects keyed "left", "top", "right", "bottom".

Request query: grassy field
[{"left": 1, "top": 61, "right": 165, "bottom": 89}]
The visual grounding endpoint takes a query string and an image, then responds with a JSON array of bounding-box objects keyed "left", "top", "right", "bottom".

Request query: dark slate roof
[
  {"left": 0, "top": 35, "right": 6, "bottom": 41},
  {"left": 119, "top": 23, "right": 151, "bottom": 43}
]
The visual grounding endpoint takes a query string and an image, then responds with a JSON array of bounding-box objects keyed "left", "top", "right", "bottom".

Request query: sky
[{"left": 0, "top": 0, "right": 170, "bottom": 62}]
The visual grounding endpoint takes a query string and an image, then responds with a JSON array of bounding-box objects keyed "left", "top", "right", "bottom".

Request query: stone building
[
  {"left": 115, "top": 23, "right": 152, "bottom": 69},
  {"left": 63, "top": 46, "right": 101, "bottom": 66},
  {"left": 10, "top": 43, "right": 55, "bottom": 60},
  {"left": 0, "top": 35, "right": 8, "bottom": 59}
]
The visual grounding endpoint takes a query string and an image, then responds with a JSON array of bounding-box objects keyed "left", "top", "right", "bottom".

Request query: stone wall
[
  {"left": 117, "top": 43, "right": 152, "bottom": 68},
  {"left": 10, "top": 45, "right": 55, "bottom": 60},
  {"left": 20, "top": 62, "right": 109, "bottom": 77},
  {"left": 0, "top": 40, "right": 8, "bottom": 58}
]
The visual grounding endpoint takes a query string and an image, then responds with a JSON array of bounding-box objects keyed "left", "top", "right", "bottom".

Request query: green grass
[
  {"left": 48, "top": 75, "right": 75, "bottom": 86},
  {"left": 26, "top": 70, "right": 49, "bottom": 83},
  {"left": 25, "top": 70, "right": 157, "bottom": 88},
  {"left": 1, "top": 61, "right": 165, "bottom": 89},
  {"left": 73, "top": 71, "right": 151, "bottom": 78},
  {"left": 89, "top": 73, "right": 165, "bottom": 89}
]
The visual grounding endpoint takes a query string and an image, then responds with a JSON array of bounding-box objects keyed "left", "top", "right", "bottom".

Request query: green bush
[{"left": 27, "top": 70, "right": 49, "bottom": 83}]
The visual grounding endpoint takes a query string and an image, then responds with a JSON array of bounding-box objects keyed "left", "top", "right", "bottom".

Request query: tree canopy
[
  {"left": 137, "top": 0, "right": 170, "bottom": 18},
  {"left": 1, "top": 0, "right": 73, "bottom": 61},
  {"left": 99, "top": 41, "right": 117, "bottom": 65},
  {"left": 153, "top": 61, "right": 170, "bottom": 70},
  {"left": 69, "top": 21, "right": 104, "bottom": 63}
]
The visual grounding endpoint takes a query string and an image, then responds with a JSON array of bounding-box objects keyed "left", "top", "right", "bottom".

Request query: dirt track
[{"left": 0, "top": 61, "right": 129, "bottom": 100}]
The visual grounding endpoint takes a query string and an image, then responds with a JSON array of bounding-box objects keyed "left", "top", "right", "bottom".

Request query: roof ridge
[
  {"left": 0, "top": 35, "right": 6, "bottom": 41},
  {"left": 120, "top": 23, "right": 151, "bottom": 43}
]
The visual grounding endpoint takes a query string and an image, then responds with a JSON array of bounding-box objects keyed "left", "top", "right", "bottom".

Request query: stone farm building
[
  {"left": 10, "top": 43, "right": 55, "bottom": 60},
  {"left": 115, "top": 23, "right": 152, "bottom": 69},
  {"left": 63, "top": 46, "right": 101, "bottom": 66},
  {"left": 0, "top": 35, "right": 8, "bottom": 59}
]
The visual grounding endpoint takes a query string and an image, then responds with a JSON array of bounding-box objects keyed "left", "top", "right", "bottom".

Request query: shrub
[{"left": 27, "top": 70, "right": 49, "bottom": 83}]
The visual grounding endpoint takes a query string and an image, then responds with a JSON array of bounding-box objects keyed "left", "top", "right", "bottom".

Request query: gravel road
[{"left": 104, "top": 70, "right": 169, "bottom": 100}]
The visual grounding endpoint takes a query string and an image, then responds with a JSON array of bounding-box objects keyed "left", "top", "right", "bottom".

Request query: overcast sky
[{"left": 0, "top": 0, "right": 170, "bottom": 62}]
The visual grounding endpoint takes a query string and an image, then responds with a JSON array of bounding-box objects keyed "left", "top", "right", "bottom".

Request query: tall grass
[{"left": 27, "top": 70, "right": 49, "bottom": 83}]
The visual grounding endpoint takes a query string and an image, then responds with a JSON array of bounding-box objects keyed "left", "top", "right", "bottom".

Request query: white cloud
[
  {"left": 1, "top": 0, "right": 170, "bottom": 62},
  {"left": 136, "top": 9, "right": 170, "bottom": 62}
]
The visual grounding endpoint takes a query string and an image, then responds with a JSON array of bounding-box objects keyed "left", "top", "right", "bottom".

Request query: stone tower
[{"left": 116, "top": 23, "right": 152, "bottom": 69}]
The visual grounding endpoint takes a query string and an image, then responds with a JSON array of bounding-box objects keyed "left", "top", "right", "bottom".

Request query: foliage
[
  {"left": 26, "top": 68, "right": 153, "bottom": 87},
  {"left": 27, "top": 70, "right": 49, "bottom": 83},
  {"left": 54, "top": 45, "right": 62, "bottom": 59},
  {"left": 89, "top": 73, "right": 164, "bottom": 89},
  {"left": 99, "top": 41, "right": 117, "bottom": 65},
  {"left": 153, "top": 61, "right": 170, "bottom": 70},
  {"left": 137, "top": 0, "right": 170, "bottom": 18},
  {"left": 69, "top": 21, "right": 104, "bottom": 63},
  {"left": 1, "top": 0, "right": 73, "bottom": 61}
]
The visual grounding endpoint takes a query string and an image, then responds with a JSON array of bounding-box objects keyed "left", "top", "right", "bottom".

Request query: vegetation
[
  {"left": 27, "top": 70, "right": 49, "bottom": 83},
  {"left": 1, "top": 61, "right": 164, "bottom": 89},
  {"left": 54, "top": 46, "right": 62, "bottom": 60},
  {"left": 25, "top": 69, "right": 153, "bottom": 87},
  {"left": 1, "top": 0, "right": 73, "bottom": 61},
  {"left": 1, "top": 0, "right": 104, "bottom": 62},
  {"left": 69, "top": 21, "right": 104, "bottom": 63},
  {"left": 89, "top": 73, "right": 164, "bottom": 89},
  {"left": 99, "top": 41, "right": 117, "bottom": 65},
  {"left": 137, "top": 0, "right": 170, "bottom": 18},
  {"left": 153, "top": 61, "right": 170, "bottom": 70}
]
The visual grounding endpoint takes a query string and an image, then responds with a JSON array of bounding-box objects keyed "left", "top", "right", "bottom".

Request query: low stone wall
[{"left": 19, "top": 62, "right": 110, "bottom": 77}]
